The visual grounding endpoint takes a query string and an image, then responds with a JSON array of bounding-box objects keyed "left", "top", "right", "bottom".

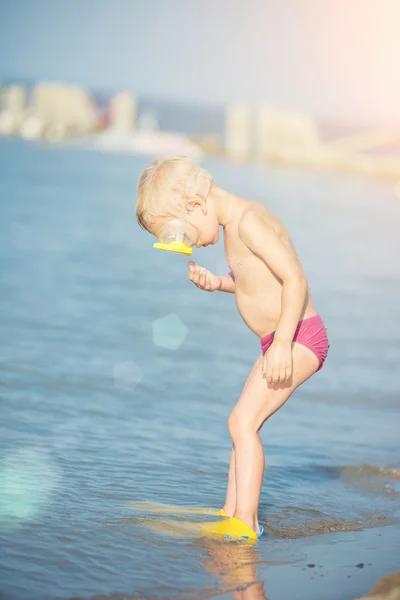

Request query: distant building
[
  {"left": 31, "top": 82, "right": 97, "bottom": 141},
  {"left": 109, "top": 92, "right": 137, "bottom": 132},
  {"left": 7, "top": 85, "right": 26, "bottom": 117},
  {"left": 224, "top": 104, "right": 252, "bottom": 161},
  {"left": 0, "top": 85, "right": 26, "bottom": 135},
  {"left": 256, "top": 106, "right": 320, "bottom": 162}
]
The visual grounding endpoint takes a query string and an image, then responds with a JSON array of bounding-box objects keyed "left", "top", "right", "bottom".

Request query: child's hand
[
  {"left": 262, "top": 342, "right": 293, "bottom": 385},
  {"left": 188, "top": 261, "right": 222, "bottom": 292}
]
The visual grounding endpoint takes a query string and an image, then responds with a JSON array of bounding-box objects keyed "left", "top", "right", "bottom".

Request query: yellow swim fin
[
  {"left": 140, "top": 516, "right": 263, "bottom": 541},
  {"left": 198, "top": 517, "right": 262, "bottom": 541},
  {"left": 128, "top": 501, "right": 226, "bottom": 517}
]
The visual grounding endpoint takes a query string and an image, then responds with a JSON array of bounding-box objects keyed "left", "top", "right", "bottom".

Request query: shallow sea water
[{"left": 0, "top": 139, "right": 399, "bottom": 600}]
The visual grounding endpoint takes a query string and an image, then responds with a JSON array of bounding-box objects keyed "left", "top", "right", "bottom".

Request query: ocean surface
[{"left": 0, "top": 138, "right": 399, "bottom": 600}]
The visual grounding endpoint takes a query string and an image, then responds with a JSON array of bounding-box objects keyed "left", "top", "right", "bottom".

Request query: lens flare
[{"left": 0, "top": 448, "right": 62, "bottom": 532}]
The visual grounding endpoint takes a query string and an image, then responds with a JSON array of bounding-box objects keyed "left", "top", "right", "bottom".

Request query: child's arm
[
  {"left": 238, "top": 211, "right": 308, "bottom": 384},
  {"left": 188, "top": 262, "right": 235, "bottom": 293},
  {"left": 219, "top": 271, "right": 236, "bottom": 293}
]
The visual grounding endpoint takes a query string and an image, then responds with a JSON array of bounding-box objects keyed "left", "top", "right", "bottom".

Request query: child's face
[
  {"left": 185, "top": 201, "right": 220, "bottom": 248},
  {"left": 152, "top": 199, "right": 219, "bottom": 248}
]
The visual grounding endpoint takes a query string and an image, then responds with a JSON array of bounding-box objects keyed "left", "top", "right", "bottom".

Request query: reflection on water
[
  {"left": 200, "top": 539, "right": 268, "bottom": 600},
  {"left": 0, "top": 139, "right": 400, "bottom": 600}
]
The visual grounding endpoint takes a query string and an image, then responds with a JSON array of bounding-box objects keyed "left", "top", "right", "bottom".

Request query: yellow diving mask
[{"left": 153, "top": 219, "right": 197, "bottom": 256}]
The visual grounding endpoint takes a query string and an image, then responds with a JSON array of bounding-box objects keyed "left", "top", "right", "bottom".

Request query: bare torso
[{"left": 224, "top": 198, "right": 317, "bottom": 338}]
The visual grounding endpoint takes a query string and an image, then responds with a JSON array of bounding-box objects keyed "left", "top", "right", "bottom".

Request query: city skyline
[{"left": 1, "top": 0, "right": 400, "bottom": 126}]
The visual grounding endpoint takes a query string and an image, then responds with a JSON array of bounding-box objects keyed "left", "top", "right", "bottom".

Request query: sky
[{"left": 1, "top": 0, "right": 399, "bottom": 125}]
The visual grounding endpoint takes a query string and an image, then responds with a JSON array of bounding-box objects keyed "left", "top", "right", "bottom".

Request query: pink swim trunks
[{"left": 260, "top": 314, "right": 329, "bottom": 371}]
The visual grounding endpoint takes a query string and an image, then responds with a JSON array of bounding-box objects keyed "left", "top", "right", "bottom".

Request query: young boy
[{"left": 136, "top": 157, "right": 329, "bottom": 540}]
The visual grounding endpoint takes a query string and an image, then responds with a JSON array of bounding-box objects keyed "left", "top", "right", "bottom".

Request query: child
[{"left": 136, "top": 157, "right": 329, "bottom": 540}]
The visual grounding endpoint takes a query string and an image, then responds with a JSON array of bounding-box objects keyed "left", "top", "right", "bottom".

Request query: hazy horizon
[{"left": 1, "top": 0, "right": 399, "bottom": 126}]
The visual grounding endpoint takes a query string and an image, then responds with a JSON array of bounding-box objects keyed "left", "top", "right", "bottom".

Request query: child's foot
[{"left": 235, "top": 515, "right": 262, "bottom": 537}]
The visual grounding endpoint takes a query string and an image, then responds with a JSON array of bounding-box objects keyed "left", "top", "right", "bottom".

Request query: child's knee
[{"left": 228, "top": 410, "right": 256, "bottom": 439}]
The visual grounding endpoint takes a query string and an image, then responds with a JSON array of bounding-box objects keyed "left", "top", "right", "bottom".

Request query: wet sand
[{"left": 357, "top": 570, "right": 400, "bottom": 599}]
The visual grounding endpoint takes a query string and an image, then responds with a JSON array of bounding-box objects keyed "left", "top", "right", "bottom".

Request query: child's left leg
[
  {"left": 223, "top": 359, "right": 264, "bottom": 517},
  {"left": 225, "top": 343, "right": 319, "bottom": 533}
]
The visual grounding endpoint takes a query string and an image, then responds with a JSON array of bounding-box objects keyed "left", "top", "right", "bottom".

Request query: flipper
[
  {"left": 140, "top": 515, "right": 263, "bottom": 541},
  {"left": 197, "top": 517, "right": 264, "bottom": 541},
  {"left": 140, "top": 518, "right": 202, "bottom": 538},
  {"left": 128, "top": 501, "right": 226, "bottom": 517}
]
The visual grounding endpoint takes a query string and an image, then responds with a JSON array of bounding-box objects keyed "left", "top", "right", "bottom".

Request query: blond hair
[{"left": 136, "top": 157, "right": 213, "bottom": 232}]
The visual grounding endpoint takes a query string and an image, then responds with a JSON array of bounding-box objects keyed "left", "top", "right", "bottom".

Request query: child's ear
[{"left": 187, "top": 195, "right": 206, "bottom": 214}]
